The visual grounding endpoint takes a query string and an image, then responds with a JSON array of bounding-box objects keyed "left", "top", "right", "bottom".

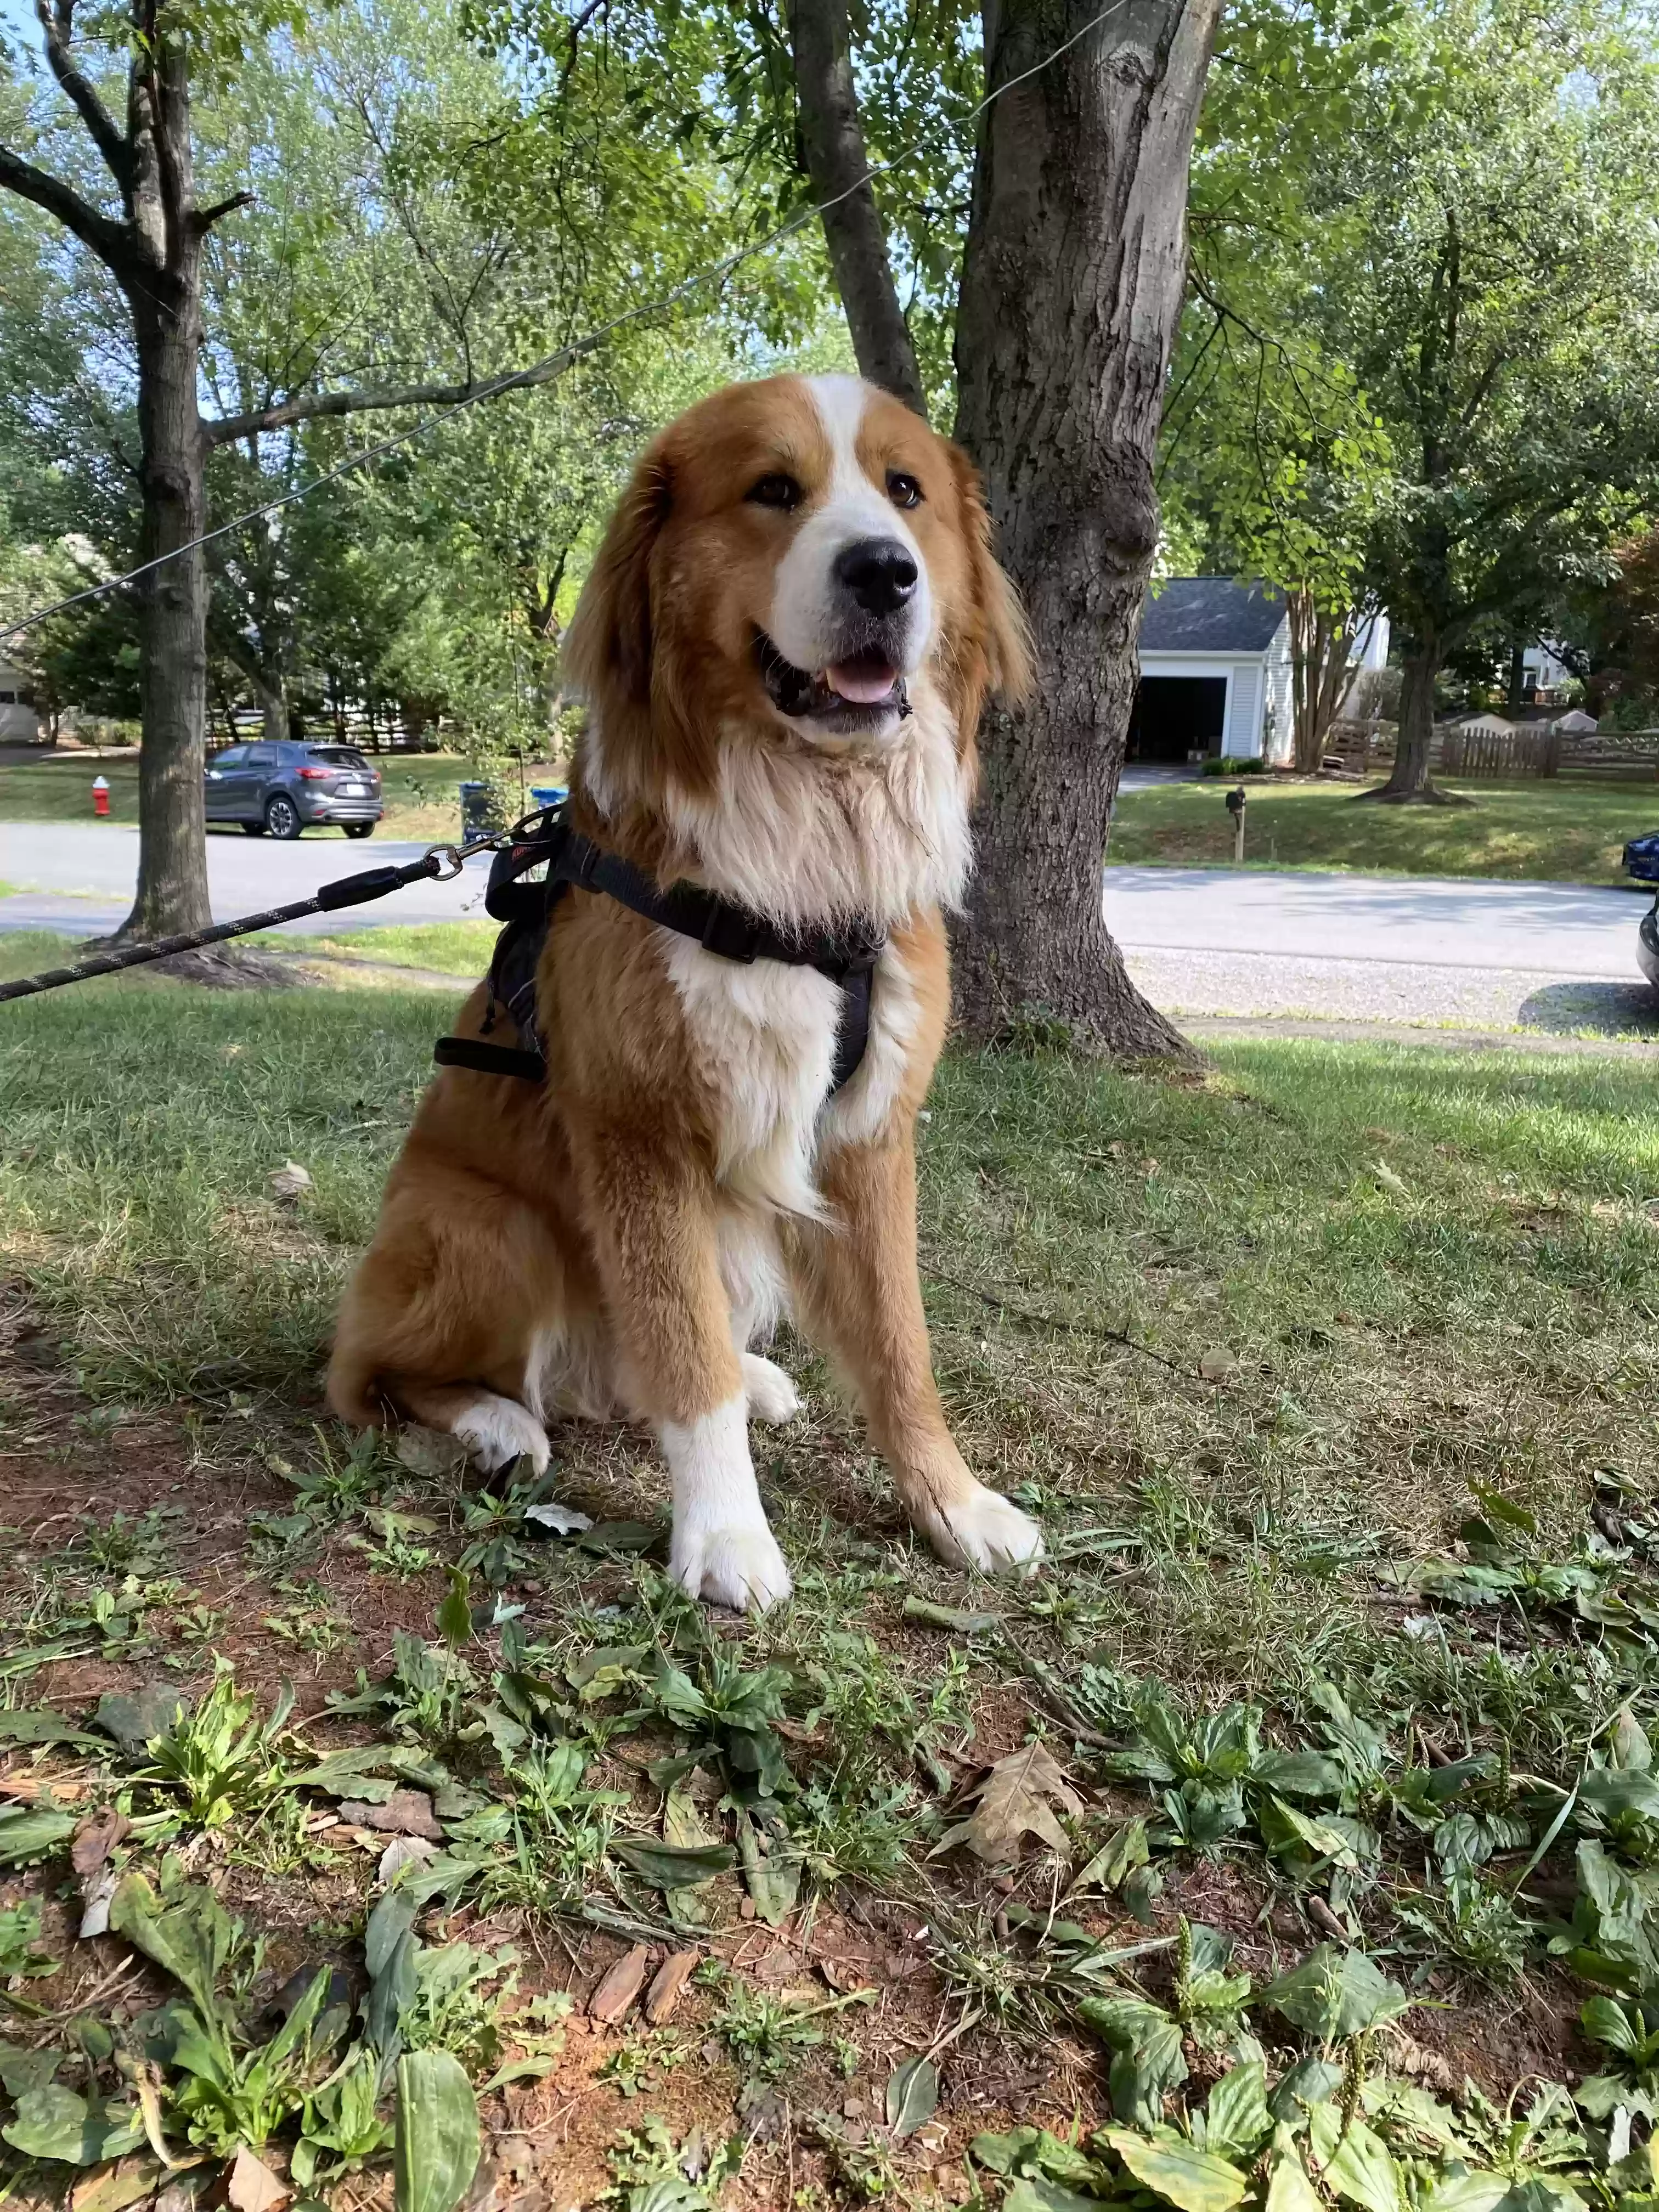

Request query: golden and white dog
[{"left": 326, "top": 373, "right": 1043, "bottom": 1610}]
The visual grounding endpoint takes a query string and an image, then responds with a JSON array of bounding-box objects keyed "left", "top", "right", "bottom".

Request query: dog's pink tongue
[{"left": 826, "top": 657, "right": 896, "bottom": 704}]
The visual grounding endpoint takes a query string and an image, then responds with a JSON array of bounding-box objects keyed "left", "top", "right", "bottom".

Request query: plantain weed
[{"left": 135, "top": 1660, "right": 295, "bottom": 1832}]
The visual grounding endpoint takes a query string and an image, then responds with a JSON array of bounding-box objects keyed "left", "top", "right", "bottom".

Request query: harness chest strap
[{"left": 435, "top": 807, "right": 884, "bottom": 1093}]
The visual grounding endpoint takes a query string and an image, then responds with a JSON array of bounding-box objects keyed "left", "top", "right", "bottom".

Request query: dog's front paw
[
  {"left": 741, "top": 1352, "right": 802, "bottom": 1425},
  {"left": 671, "top": 1518, "right": 794, "bottom": 1613},
  {"left": 928, "top": 1481, "right": 1045, "bottom": 1574}
]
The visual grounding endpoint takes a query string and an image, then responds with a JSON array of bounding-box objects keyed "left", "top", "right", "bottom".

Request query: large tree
[
  {"left": 0, "top": 0, "right": 758, "bottom": 940},
  {"left": 1171, "top": 0, "right": 1659, "bottom": 805}
]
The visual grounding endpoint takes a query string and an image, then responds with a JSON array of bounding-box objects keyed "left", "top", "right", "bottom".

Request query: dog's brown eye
[
  {"left": 748, "top": 472, "right": 802, "bottom": 510},
  {"left": 887, "top": 471, "right": 923, "bottom": 509}
]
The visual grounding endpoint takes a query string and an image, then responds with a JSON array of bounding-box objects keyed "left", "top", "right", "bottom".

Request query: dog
[{"left": 326, "top": 372, "right": 1044, "bottom": 1611}]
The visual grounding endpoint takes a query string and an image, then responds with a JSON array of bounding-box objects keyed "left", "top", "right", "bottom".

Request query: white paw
[
  {"left": 670, "top": 1518, "right": 794, "bottom": 1613},
  {"left": 451, "top": 1393, "right": 551, "bottom": 1475},
  {"left": 741, "top": 1352, "right": 802, "bottom": 1425},
  {"left": 929, "top": 1482, "right": 1045, "bottom": 1573}
]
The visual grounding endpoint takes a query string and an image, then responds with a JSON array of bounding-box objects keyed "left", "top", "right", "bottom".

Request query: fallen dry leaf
[
  {"left": 644, "top": 1949, "right": 699, "bottom": 2025},
  {"left": 396, "top": 1425, "right": 469, "bottom": 1480},
  {"left": 335, "top": 1790, "right": 441, "bottom": 1840},
  {"left": 377, "top": 1834, "right": 438, "bottom": 1885},
  {"left": 268, "top": 1162, "right": 312, "bottom": 1203},
  {"left": 0, "top": 1771, "right": 88, "bottom": 1802},
  {"left": 78, "top": 1864, "right": 120, "bottom": 1939},
  {"left": 1372, "top": 1158, "right": 1408, "bottom": 1195},
  {"left": 225, "top": 2147, "right": 289, "bottom": 2212},
  {"left": 589, "top": 1943, "right": 651, "bottom": 2024},
  {"left": 72, "top": 1808, "right": 131, "bottom": 1877},
  {"left": 930, "top": 1741, "right": 1085, "bottom": 1865}
]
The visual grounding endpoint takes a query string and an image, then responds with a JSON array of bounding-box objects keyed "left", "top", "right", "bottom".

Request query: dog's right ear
[{"left": 566, "top": 448, "right": 673, "bottom": 725}]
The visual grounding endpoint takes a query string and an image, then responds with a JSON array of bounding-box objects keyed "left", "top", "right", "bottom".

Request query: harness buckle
[{"left": 699, "top": 902, "right": 760, "bottom": 963}]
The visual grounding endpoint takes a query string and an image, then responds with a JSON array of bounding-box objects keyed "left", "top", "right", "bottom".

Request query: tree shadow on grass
[{"left": 1517, "top": 979, "right": 1659, "bottom": 1037}]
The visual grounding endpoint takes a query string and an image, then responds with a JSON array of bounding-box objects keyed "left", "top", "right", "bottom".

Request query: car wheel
[
  {"left": 264, "top": 793, "right": 302, "bottom": 840},
  {"left": 241, "top": 821, "right": 266, "bottom": 837},
  {"left": 343, "top": 821, "right": 375, "bottom": 840}
]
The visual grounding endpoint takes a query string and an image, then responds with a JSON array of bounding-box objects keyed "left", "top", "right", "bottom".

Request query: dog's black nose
[{"left": 834, "top": 538, "right": 919, "bottom": 617}]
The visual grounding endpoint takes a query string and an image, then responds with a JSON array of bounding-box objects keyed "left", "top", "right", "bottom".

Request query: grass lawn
[
  {"left": 0, "top": 749, "right": 557, "bottom": 843},
  {"left": 1109, "top": 771, "right": 1659, "bottom": 883},
  {"left": 255, "top": 917, "right": 502, "bottom": 976},
  {"left": 3, "top": 961, "right": 1658, "bottom": 2205}
]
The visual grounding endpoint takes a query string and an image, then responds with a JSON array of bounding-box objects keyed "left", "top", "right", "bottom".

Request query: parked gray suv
[{"left": 204, "top": 740, "right": 383, "bottom": 839}]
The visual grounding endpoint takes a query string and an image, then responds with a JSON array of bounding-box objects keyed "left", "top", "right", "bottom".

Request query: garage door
[{"left": 1130, "top": 676, "right": 1227, "bottom": 763}]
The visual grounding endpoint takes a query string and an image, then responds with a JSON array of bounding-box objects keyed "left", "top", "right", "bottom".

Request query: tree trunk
[
  {"left": 1505, "top": 636, "right": 1526, "bottom": 714},
  {"left": 123, "top": 282, "right": 212, "bottom": 938},
  {"left": 951, "top": 0, "right": 1220, "bottom": 1056},
  {"left": 788, "top": 0, "right": 928, "bottom": 416},
  {"left": 1354, "top": 642, "right": 1469, "bottom": 804},
  {"left": 1289, "top": 590, "right": 1356, "bottom": 772},
  {"left": 257, "top": 677, "right": 287, "bottom": 748}
]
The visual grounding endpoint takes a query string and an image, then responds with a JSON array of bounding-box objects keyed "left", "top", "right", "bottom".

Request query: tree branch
[
  {"left": 194, "top": 189, "right": 256, "bottom": 232},
  {"left": 0, "top": 141, "right": 132, "bottom": 270},
  {"left": 201, "top": 356, "right": 572, "bottom": 445},
  {"left": 34, "top": 0, "right": 131, "bottom": 193}
]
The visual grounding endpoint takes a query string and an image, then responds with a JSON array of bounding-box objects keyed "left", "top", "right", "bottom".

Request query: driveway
[{"left": 1, "top": 822, "right": 1652, "bottom": 1034}]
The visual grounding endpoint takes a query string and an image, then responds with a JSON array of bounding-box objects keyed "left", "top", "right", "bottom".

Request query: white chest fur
[{"left": 658, "top": 936, "right": 918, "bottom": 1218}]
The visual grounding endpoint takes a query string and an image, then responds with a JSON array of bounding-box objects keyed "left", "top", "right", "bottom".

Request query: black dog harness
[{"left": 435, "top": 804, "right": 885, "bottom": 1093}]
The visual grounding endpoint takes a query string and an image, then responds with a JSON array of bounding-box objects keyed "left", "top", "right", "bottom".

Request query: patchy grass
[
  {"left": 1109, "top": 772, "right": 1659, "bottom": 883},
  {"left": 0, "top": 751, "right": 563, "bottom": 843},
  {"left": 253, "top": 918, "right": 500, "bottom": 977},
  {"left": 3, "top": 974, "right": 1659, "bottom": 2207}
]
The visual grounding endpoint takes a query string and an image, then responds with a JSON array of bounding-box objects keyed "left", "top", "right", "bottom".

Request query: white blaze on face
[{"left": 766, "top": 375, "right": 933, "bottom": 698}]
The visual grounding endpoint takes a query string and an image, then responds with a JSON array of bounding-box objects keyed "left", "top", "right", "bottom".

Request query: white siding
[{"left": 1222, "top": 662, "right": 1261, "bottom": 757}]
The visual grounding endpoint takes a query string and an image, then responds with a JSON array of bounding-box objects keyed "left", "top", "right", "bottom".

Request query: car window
[
  {"left": 246, "top": 746, "right": 278, "bottom": 767},
  {"left": 210, "top": 746, "right": 246, "bottom": 769},
  {"left": 305, "top": 747, "right": 370, "bottom": 769}
]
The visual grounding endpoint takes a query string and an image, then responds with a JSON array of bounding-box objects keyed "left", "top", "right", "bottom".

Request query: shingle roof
[{"left": 1139, "top": 578, "right": 1288, "bottom": 654}]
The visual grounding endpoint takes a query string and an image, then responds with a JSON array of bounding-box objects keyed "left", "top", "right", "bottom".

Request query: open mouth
[{"left": 756, "top": 632, "right": 911, "bottom": 723}]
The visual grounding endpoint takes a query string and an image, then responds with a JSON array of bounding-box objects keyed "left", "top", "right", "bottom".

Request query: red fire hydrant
[{"left": 92, "top": 775, "right": 110, "bottom": 818}]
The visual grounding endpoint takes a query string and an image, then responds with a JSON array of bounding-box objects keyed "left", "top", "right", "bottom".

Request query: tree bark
[
  {"left": 1289, "top": 589, "right": 1356, "bottom": 772},
  {"left": 951, "top": 0, "right": 1220, "bottom": 1055},
  {"left": 788, "top": 0, "right": 928, "bottom": 416},
  {"left": 1353, "top": 642, "right": 1468, "bottom": 804}
]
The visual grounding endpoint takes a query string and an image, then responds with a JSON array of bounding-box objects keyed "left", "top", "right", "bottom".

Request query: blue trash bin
[{"left": 531, "top": 785, "right": 567, "bottom": 812}]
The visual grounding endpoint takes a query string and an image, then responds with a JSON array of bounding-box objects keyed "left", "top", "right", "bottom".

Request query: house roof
[{"left": 1140, "top": 578, "right": 1288, "bottom": 654}]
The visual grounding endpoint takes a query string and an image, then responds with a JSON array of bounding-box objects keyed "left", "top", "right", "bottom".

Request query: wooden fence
[{"left": 1324, "top": 720, "right": 1659, "bottom": 780}]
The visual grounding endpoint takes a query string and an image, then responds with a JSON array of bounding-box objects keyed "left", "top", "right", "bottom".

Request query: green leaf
[
  {"left": 1199, "top": 2061, "right": 1273, "bottom": 2160},
  {"left": 0, "top": 2043, "right": 61, "bottom": 2098},
  {"left": 1254, "top": 1752, "right": 1345, "bottom": 1801},
  {"left": 1069, "top": 1817, "right": 1150, "bottom": 1897},
  {"left": 1266, "top": 2152, "right": 1326, "bottom": 2212},
  {"left": 1582, "top": 1994, "right": 1643, "bottom": 2056},
  {"left": 2, "top": 2085, "right": 145, "bottom": 2165},
  {"left": 611, "top": 1836, "right": 736, "bottom": 1889},
  {"left": 394, "top": 2051, "right": 479, "bottom": 2212},
  {"left": 1103, "top": 2129, "right": 1249, "bottom": 2212},
  {"left": 1261, "top": 1946, "right": 1409, "bottom": 2042},
  {"left": 1611, "top": 1709, "right": 1654, "bottom": 1772},
  {"left": 901, "top": 1597, "right": 1002, "bottom": 1635},
  {"left": 1003, "top": 2181, "right": 1102, "bottom": 2212},
  {"left": 0, "top": 1803, "right": 77, "bottom": 1865},
  {"left": 1307, "top": 2106, "right": 1401, "bottom": 2212},
  {"left": 738, "top": 1812, "right": 800, "bottom": 1927},
  {"left": 0, "top": 1710, "right": 106, "bottom": 1753},
  {"left": 1470, "top": 1484, "right": 1537, "bottom": 1538},
  {"left": 1079, "top": 1997, "right": 1188, "bottom": 2128},
  {"left": 1258, "top": 1795, "right": 1361, "bottom": 1869},
  {"left": 107, "top": 1870, "right": 235, "bottom": 2025},
  {"left": 436, "top": 1571, "right": 473, "bottom": 1650},
  {"left": 1420, "top": 2174, "right": 1511, "bottom": 2212},
  {"left": 885, "top": 2054, "right": 938, "bottom": 2139}
]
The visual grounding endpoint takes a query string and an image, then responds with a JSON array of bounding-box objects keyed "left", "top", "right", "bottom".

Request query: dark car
[{"left": 204, "top": 740, "right": 383, "bottom": 839}]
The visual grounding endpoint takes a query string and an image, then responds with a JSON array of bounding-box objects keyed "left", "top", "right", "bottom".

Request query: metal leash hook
[{"left": 0, "top": 832, "right": 507, "bottom": 1006}]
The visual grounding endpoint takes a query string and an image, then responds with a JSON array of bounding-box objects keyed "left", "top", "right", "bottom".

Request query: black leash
[{"left": 0, "top": 839, "right": 495, "bottom": 1005}]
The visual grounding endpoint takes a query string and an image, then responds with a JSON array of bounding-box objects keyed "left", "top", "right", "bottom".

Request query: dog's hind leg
[{"left": 393, "top": 1381, "right": 551, "bottom": 1474}]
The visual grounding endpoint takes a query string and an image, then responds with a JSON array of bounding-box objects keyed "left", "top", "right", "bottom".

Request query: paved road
[{"left": 1, "top": 821, "right": 1653, "bottom": 1032}]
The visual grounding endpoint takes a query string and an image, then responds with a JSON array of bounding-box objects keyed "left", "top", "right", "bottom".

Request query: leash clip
[{"left": 426, "top": 843, "right": 467, "bottom": 881}]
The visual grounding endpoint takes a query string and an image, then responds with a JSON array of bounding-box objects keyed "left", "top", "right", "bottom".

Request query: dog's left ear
[{"left": 942, "top": 442, "right": 1033, "bottom": 755}]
